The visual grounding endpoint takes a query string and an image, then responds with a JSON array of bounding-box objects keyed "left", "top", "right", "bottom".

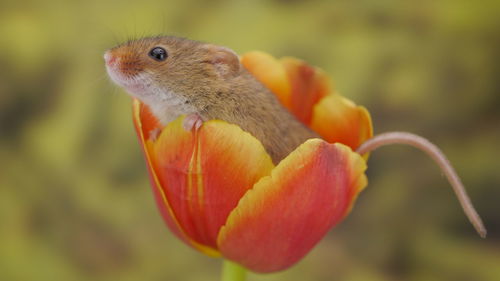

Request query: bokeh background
[{"left": 1, "top": 0, "right": 499, "bottom": 280}]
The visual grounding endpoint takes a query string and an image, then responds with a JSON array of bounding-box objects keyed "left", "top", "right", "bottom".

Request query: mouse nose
[{"left": 104, "top": 51, "right": 118, "bottom": 66}]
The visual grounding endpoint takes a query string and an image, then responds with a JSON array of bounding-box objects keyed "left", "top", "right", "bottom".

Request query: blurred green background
[{"left": 1, "top": 0, "right": 499, "bottom": 280}]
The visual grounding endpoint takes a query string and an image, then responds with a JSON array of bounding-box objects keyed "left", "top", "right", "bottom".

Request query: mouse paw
[
  {"left": 149, "top": 128, "right": 161, "bottom": 142},
  {"left": 183, "top": 114, "right": 204, "bottom": 131}
]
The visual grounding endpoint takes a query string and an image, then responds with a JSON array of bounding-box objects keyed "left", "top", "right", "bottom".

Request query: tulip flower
[{"left": 129, "top": 51, "right": 485, "bottom": 280}]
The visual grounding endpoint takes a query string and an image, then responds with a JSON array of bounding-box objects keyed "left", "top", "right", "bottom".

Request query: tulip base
[{"left": 221, "top": 260, "right": 247, "bottom": 281}]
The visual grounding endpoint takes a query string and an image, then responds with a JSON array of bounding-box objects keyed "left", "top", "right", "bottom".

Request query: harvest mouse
[{"left": 104, "top": 36, "right": 319, "bottom": 163}]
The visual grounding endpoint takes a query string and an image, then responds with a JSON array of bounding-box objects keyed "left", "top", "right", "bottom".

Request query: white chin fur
[
  {"left": 106, "top": 65, "right": 197, "bottom": 126},
  {"left": 105, "top": 66, "right": 149, "bottom": 97}
]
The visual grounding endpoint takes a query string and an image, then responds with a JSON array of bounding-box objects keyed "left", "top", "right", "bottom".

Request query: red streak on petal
[
  {"left": 285, "top": 61, "right": 329, "bottom": 125},
  {"left": 137, "top": 103, "right": 161, "bottom": 140}
]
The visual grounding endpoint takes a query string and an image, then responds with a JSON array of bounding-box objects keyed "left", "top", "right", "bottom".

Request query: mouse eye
[{"left": 149, "top": 47, "right": 168, "bottom": 61}]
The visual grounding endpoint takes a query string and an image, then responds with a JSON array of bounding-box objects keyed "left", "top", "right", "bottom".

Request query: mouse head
[{"left": 104, "top": 36, "right": 241, "bottom": 105}]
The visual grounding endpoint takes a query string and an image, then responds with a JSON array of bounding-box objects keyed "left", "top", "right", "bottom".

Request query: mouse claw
[
  {"left": 149, "top": 128, "right": 161, "bottom": 142},
  {"left": 183, "top": 114, "right": 204, "bottom": 131}
]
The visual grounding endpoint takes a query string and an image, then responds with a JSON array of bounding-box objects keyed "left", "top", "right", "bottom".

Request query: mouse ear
[{"left": 206, "top": 45, "right": 241, "bottom": 78}]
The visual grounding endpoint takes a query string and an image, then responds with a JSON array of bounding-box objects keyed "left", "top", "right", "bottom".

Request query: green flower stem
[{"left": 221, "top": 260, "right": 247, "bottom": 281}]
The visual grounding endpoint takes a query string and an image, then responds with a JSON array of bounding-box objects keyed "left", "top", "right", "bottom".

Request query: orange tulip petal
[
  {"left": 310, "top": 95, "right": 373, "bottom": 151},
  {"left": 242, "top": 52, "right": 332, "bottom": 125},
  {"left": 241, "top": 51, "right": 292, "bottom": 108},
  {"left": 217, "top": 139, "right": 367, "bottom": 273},
  {"left": 147, "top": 115, "right": 274, "bottom": 252},
  {"left": 132, "top": 100, "right": 192, "bottom": 248},
  {"left": 281, "top": 57, "right": 331, "bottom": 124}
]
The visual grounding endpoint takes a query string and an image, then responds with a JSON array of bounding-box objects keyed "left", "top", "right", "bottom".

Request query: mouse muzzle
[{"left": 104, "top": 48, "right": 151, "bottom": 97}]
